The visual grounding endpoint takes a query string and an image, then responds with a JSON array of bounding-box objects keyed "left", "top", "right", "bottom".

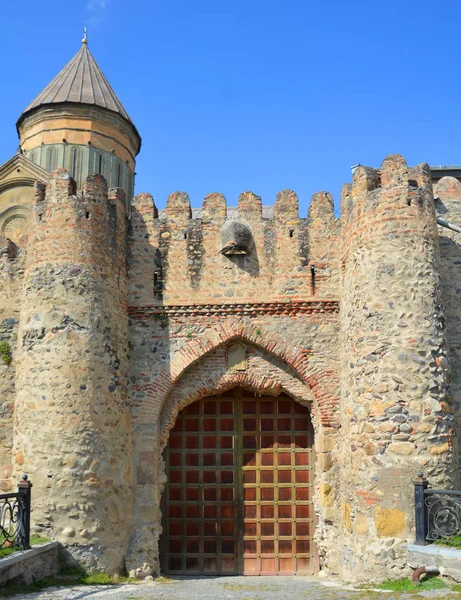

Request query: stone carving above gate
[{"left": 227, "top": 342, "right": 247, "bottom": 371}]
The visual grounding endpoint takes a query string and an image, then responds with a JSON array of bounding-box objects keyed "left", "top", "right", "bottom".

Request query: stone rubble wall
[
  {"left": 339, "top": 155, "right": 458, "bottom": 582},
  {"left": 433, "top": 176, "right": 461, "bottom": 468},
  {"left": 0, "top": 237, "right": 23, "bottom": 492},
  {"left": 12, "top": 171, "right": 132, "bottom": 573}
]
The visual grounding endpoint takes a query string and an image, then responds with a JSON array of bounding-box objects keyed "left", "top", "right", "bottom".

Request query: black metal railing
[
  {"left": 0, "top": 475, "right": 32, "bottom": 553},
  {"left": 414, "top": 473, "right": 461, "bottom": 545}
]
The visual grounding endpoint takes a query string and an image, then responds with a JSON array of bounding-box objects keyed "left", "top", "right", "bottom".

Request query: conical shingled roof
[{"left": 20, "top": 42, "right": 133, "bottom": 123}]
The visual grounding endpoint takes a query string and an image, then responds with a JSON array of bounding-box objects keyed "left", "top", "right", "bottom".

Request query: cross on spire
[{"left": 82, "top": 27, "right": 88, "bottom": 44}]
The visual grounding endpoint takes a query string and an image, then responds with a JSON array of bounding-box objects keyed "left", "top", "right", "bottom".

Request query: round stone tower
[
  {"left": 13, "top": 170, "right": 132, "bottom": 573},
  {"left": 339, "top": 155, "right": 458, "bottom": 582},
  {"left": 16, "top": 34, "right": 141, "bottom": 206}
]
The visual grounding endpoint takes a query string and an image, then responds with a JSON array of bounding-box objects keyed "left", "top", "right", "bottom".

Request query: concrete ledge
[
  {"left": 407, "top": 543, "right": 461, "bottom": 583},
  {"left": 0, "top": 542, "right": 60, "bottom": 585}
]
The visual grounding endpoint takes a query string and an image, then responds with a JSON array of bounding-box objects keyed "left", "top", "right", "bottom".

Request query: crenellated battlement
[
  {"left": 130, "top": 188, "right": 338, "bottom": 224},
  {"left": 128, "top": 187, "right": 340, "bottom": 307},
  {"left": 127, "top": 153, "right": 444, "bottom": 312},
  {"left": 341, "top": 155, "right": 437, "bottom": 263},
  {"left": 31, "top": 169, "right": 126, "bottom": 238},
  {"left": 274, "top": 190, "right": 298, "bottom": 222},
  {"left": 347, "top": 154, "right": 433, "bottom": 214},
  {"left": 22, "top": 155, "right": 441, "bottom": 312},
  {"left": 22, "top": 170, "right": 129, "bottom": 291}
]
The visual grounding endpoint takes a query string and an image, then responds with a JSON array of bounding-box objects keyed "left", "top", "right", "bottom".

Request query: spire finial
[{"left": 82, "top": 27, "right": 88, "bottom": 45}]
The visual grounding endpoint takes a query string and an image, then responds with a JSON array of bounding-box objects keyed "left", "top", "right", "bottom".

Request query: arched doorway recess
[{"left": 160, "top": 387, "right": 314, "bottom": 576}]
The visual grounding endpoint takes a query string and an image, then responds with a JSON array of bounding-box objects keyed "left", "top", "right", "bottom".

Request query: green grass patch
[
  {"left": 30, "top": 534, "right": 51, "bottom": 545},
  {"left": 0, "top": 546, "right": 16, "bottom": 560},
  {"left": 0, "top": 566, "right": 138, "bottom": 597},
  {"left": 80, "top": 572, "right": 136, "bottom": 585},
  {"left": 434, "top": 535, "right": 461, "bottom": 549},
  {"left": 0, "top": 534, "right": 52, "bottom": 559},
  {"left": 373, "top": 577, "right": 449, "bottom": 592}
]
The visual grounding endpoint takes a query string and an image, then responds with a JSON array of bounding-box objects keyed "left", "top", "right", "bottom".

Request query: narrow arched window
[
  {"left": 48, "top": 148, "right": 54, "bottom": 172},
  {"left": 30, "top": 152, "right": 35, "bottom": 164},
  {"left": 117, "top": 163, "right": 121, "bottom": 187},
  {"left": 98, "top": 154, "right": 103, "bottom": 175},
  {"left": 72, "top": 148, "right": 78, "bottom": 179}
]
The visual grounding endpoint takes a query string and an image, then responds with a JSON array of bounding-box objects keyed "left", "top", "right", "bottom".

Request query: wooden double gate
[{"left": 161, "top": 388, "right": 314, "bottom": 575}]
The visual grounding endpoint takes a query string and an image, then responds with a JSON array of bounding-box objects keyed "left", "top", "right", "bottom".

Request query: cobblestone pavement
[{"left": 5, "top": 576, "right": 461, "bottom": 600}]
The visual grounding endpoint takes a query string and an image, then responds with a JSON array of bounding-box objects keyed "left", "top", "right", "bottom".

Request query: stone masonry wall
[
  {"left": 433, "top": 176, "right": 461, "bottom": 467},
  {"left": 13, "top": 172, "right": 132, "bottom": 573},
  {"left": 0, "top": 236, "right": 23, "bottom": 492},
  {"left": 339, "top": 155, "right": 458, "bottom": 583},
  {"left": 125, "top": 311, "right": 340, "bottom": 576}
]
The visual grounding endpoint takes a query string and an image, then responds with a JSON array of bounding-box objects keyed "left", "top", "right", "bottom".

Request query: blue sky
[{"left": 1, "top": 1, "right": 460, "bottom": 212}]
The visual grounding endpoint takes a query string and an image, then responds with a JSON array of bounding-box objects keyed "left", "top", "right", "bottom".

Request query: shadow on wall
[
  {"left": 126, "top": 196, "right": 172, "bottom": 578},
  {"left": 435, "top": 191, "right": 461, "bottom": 473}
]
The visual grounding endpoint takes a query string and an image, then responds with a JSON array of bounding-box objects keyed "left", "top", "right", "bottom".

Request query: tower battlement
[
  {"left": 341, "top": 155, "right": 437, "bottom": 259},
  {"left": 28, "top": 170, "right": 127, "bottom": 271}
]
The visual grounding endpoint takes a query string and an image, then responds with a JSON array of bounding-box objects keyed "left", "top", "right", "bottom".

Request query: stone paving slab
[{"left": 4, "top": 576, "right": 461, "bottom": 600}]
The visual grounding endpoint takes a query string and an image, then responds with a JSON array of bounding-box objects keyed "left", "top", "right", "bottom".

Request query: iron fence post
[
  {"left": 414, "top": 472, "right": 428, "bottom": 545},
  {"left": 17, "top": 474, "right": 32, "bottom": 549}
]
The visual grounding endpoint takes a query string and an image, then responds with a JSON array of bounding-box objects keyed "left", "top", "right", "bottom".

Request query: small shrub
[{"left": 0, "top": 342, "right": 11, "bottom": 365}]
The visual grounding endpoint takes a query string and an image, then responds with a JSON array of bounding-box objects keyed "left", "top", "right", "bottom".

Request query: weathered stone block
[
  {"left": 320, "top": 482, "right": 334, "bottom": 507},
  {"left": 388, "top": 442, "right": 415, "bottom": 455},
  {"left": 375, "top": 507, "right": 406, "bottom": 537}
]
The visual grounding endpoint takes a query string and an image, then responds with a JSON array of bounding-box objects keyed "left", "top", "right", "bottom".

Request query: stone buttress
[
  {"left": 339, "top": 155, "right": 458, "bottom": 581},
  {"left": 13, "top": 170, "right": 132, "bottom": 572}
]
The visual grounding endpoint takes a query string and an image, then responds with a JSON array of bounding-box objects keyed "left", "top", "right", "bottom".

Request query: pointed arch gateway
[{"left": 158, "top": 336, "right": 319, "bottom": 577}]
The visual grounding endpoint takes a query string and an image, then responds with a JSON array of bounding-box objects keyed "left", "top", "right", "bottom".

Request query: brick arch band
[
  {"left": 152, "top": 320, "right": 339, "bottom": 446},
  {"left": 159, "top": 371, "right": 313, "bottom": 449}
]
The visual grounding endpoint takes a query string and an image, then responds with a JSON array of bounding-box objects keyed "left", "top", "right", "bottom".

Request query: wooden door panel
[
  {"left": 162, "top": 394, "right": 238, "bottom": 575},
  {"left": 161, "top": 389, "right": 313, "bottom": 575}
]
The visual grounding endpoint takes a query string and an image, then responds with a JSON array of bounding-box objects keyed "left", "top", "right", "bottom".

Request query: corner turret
[
  {"left": 13, "top": 169, "right": 132, "bottom": 573},
  {"left": 339, "top": 154, "right": 457, "bottom": 581}
]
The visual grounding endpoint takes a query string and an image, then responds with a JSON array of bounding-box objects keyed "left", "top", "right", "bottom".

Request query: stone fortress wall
[{"left": 0, "top": 154, "right": 460, "bottom": 581}]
